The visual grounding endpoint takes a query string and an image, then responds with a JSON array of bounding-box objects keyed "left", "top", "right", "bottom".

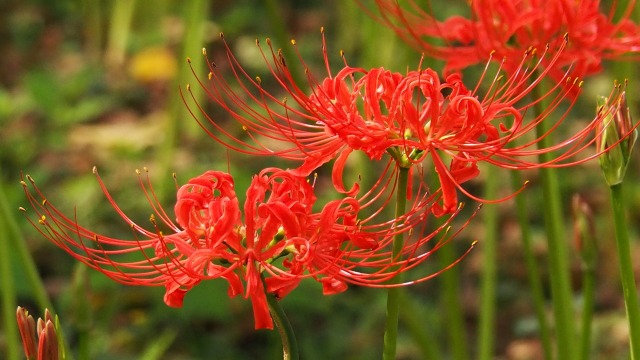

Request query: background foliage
[{"left": 1, "top": 0, "right": 639, "bottom": 359}]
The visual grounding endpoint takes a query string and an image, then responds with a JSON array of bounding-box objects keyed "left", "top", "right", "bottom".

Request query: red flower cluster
[
  {"left": 370, "top": 0, "right": 640, "bottom": 82},
  {"left": 185, "top": 29, "right": 620, "bottom": 215},
  {"left": 22, "top": 7, "right": 632, "bottom": 331},
  {"left": 22, "top": 166, "right": 472, "bottom": 329}
]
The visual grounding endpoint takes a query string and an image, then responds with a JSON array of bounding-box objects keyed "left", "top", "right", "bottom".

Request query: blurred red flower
[{"left": 369, "top": 0, "right": 640, "bottom": 83}]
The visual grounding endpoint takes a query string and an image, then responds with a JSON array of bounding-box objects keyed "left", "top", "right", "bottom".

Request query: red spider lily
[
  {"left": 184, "top": 30, "right": 620, "bottom": 215},
  {"left": 368, "top": 0, "right": 640, "bottom": 84},
  {"left": 21, "top": 166, "right": 474, "bottom": 329}
]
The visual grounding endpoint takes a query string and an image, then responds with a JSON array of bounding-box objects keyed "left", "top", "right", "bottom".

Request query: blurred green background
[{"left": 2, "top": 0, "right": 640, "bottom": 359}]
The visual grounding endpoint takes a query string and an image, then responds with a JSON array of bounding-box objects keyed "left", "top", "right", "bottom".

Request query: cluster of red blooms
[
  {"left": 22, "top": 164, "right": 471, "bottom": 329},
  {"left": 186, "top": 29, "right": 623, "bottom": 215},
  {"left": 21, "top": 0, "right": 638, "bottom": 330},
  {"left": 370, "top": 0, "right": 640, "bottom": 84}
]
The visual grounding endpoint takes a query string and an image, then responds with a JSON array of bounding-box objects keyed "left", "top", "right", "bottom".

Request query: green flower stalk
[{"left": 598, "top": 90, "right": 640, "bottom": 360}]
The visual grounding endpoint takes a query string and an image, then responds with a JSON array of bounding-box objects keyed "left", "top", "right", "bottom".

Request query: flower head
[
  {"left": 185, "top": 30, "right": 617, "bottom": 214},
  {"left": 369, "top": 0, "right": 640, "bottom": 83},
  {"left": 21, "top": 166, "right": 472, "bottom": 329}
]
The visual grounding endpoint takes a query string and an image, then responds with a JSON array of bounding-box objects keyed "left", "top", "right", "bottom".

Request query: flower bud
[
  {"left": 16, "top": 307, "right": 37, "bottom": 360},
  {"left": 572, "top": 194, "right": 596, "bottom": 269},
  {"left": 16, "top": 307, "right": 61, "bottom": 360},
  {"left": 37, "top": 320, "right": 59, "bottom": 360},
  {"left": 597, "top": 91, "right": 637, "bottom": 186}
]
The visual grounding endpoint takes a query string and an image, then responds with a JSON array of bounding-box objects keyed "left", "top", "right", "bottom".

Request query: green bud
[{"left": 597, "top": 91, "right": 637, "bottom": 186}]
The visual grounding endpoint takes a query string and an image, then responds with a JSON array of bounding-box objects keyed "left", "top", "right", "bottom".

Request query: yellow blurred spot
[{"left": 129, "top": 47, "right": 178, "bottom": 83}]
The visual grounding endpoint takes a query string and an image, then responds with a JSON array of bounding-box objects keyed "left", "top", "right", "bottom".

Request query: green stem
[
  {"left": 105, "top": 0, "right": 136, "bottom": 68},
  {"left": 538, "top": 141, "right": 576, "bottom": 360},
  {"left": 158, "top": 0, "right": 209, "bottom": 200},
  {"left": 609, "top": 183, "right": 640, "bottom": 360},
  {"left": 477, "top": 165, "right": 499, "bottom": 360},
  {"left": 439, "top": 242, "right": 468, "bottom": 360},
  {"left": 72, "top": 264, "right": 92, "bottom": 360},
  {"left": 510, "top": 171, "right": 553, "bottom": 360},
  {"left": 533, "top": 82, "right": 576, "bottom": 360},
  {"left": 0, "top": 185, "right": 19, "bottom": 360},
  {"left": 266, "top": 292, "right": 299, "bottom": 360},
  {"left": 1, "top": 184, "right": 53, "bottom": 312},
  {"left": 177, "top": 0, "right": 209, "bottom": 140},
  {"left": 579, "top": 261, "right": 596, "bottom": 360},
  {"left": 382, "top": 166, "right": 409, "bottom": 360}
]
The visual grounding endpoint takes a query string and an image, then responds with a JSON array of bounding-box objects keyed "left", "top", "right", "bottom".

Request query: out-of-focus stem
[
  {"left": 579, "top": 258, "right": 596, "bottom": 360},
  {"left": 158, "top": 0, "right": 209, "bottom": 200},
  {"left": 533, "top": 90, "right": 576, "bottom": 360},
  {"left": 0, "top": 183, "right": 19, "bottom": 360},
  {"left": 399, "top": 292, "right": 443, "bottom": 359},
  {"left": 105, "top": 0, "right": 136, "bottom": 68},
  {"left": 439, "top": 242, "right": 468, "bottom": 360},
  {"left": 477, "top": 165, "right": 498, "bottom": 360},
  {"left": 2, "top": 181, "right": 54, "bottom": 310},
  {"left": 511, "top": 171, "right": 553, "bottom": 360}
]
